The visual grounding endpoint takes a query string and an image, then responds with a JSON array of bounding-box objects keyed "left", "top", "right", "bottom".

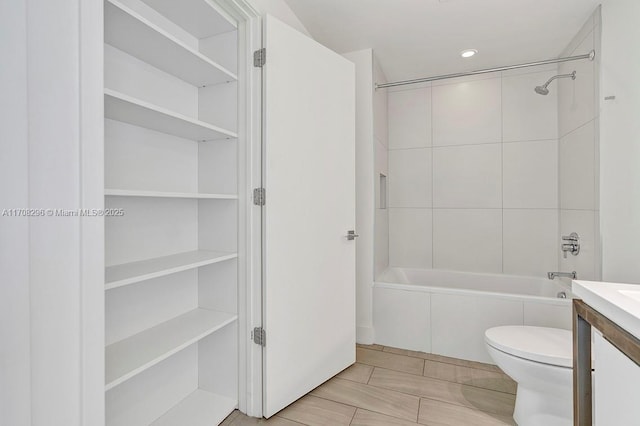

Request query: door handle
[{"left": 346, "top": 230, "right": 359, "bottom": 240}]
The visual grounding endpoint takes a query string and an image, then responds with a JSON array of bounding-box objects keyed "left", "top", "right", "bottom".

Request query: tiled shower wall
[
  {"left": 557, "top": 7, "right": 601, "bottom": 281},
  {"left": 374, "top": 56, "right": 389, "bottom": 277},
  {"left": 387, "top": 66, "right": 563, "bottom": 277}
]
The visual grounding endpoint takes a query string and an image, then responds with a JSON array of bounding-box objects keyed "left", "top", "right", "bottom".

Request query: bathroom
[{"left": 2, "top": 0, "right": 640, "bottom": 425}]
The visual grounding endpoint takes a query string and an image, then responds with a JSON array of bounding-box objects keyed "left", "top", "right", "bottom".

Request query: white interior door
[{"left": 262, "top": 14, "right": 356, "bottom": 418}]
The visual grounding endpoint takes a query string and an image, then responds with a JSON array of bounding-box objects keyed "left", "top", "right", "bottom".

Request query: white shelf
[
  {"left": 105, "top": 89, "right": 237, "bottom": 141},
  {"left": 105, "top": 309, "right": 237, "bottom": 390},
  {"left": 105, "top": 250, "right": 237, "bottom": 290},
  {"left": 104, "top": 0, "right": 236, "bottom": 87},
  {"left": 150, "top": 389, "right": 236, "bottom": 426},
  {"left": 105, "top": 189, "right": 238, "bottom": 200},
  {"left": 140, "top": 0, "right": 236, "bottom": 39}
]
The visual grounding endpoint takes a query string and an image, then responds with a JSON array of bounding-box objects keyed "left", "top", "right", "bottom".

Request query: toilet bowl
[{"left": 485, "top": 326, "right": 573, "bottom": 426}]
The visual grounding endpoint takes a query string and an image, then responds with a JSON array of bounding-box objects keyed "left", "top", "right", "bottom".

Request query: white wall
[
  {"left": 342, "top": 49, "right": 390, "bottom": 344},
  {"left": 600, "top": 0, "right": 640, "bottom": 283},
  {"left": 0, "top": 1, "right": 31, "bottom": 424},
  {"left": 343, "top": 49, "right": 375, "bottom": 343},
  {"left": 0, "top": 1, "right": 104, "bottom": 425},
  {"left": 373, "top": 57, "right": 389, "bottom": 278},
  {"left": 557, "top": 8, "right": 601, "bottom": 282},
  {"left": 387, "top": 67, "right": 561, "bottom": 278},
  {"left": 248, "top": 0, "right": 311, "bottom": 36}
]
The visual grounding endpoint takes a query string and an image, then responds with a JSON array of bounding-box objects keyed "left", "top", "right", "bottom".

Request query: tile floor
[{"left": 221, "top": 344, "right": 517, "bottom": 426}]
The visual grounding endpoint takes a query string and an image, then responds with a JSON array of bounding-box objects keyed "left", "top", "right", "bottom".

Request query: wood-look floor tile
[
  {"left": 423, "top": 360, "right": 516, "bottom": 394},
  {"left": 276, "top": 395, "right": 355, "bottom": 425},
  {"left": 422, "top": 359, "right": 458, "bottom": 382},
  {"left": 369, "top": 368, "right": 515, "bottom": 417},
  {"left": 384, "top": 347, "right": 501, "bottom": 373},
  {"left": 351, "top": 409, "right": 420, "bottom": 426},
  {"left": 310, "top": 377, "right": 419, "bottom": 422},
  {"left": 336, "top": 362, "right": 374, "bottom": 383},
  {"left": 357, "top": 343, "right": 384, "bottom": 351},
  {"left": 357, "top": 347, "right": 424, "bottom": 375},
  {"left": 418, "top": 398, "right": 515, "bottom": 426},
  {"left": 221, "top": 410, "right": 241, "bottom": 425},
  {"left": 228, "top": 413, "right": 305, "bottom": 425},
  {"left": 452, "top": 365, "right": 516, "bottom": 394}
]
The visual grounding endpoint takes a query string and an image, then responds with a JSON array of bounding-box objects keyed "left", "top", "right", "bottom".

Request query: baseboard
[{"left": 356, "top": 326, "right": 375, "bottom": 345}]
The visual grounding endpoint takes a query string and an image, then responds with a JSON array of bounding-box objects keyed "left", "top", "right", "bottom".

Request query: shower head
[
  {"left": 535, "top": 85, "right": 550, "bottom": 96},
  {"left": 534, "top": 71, "right": 576, "bottom": 95}
]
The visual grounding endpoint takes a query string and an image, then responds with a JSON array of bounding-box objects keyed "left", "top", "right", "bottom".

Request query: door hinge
[
  {"left": 254, "top": 48, "right": 266, "bottom": 67},
  {"left": 252, "top": 327, "right": 266, "bottom": 346},
  {"left": 253, "top": 187, "right": 265, "bottom": 206}
]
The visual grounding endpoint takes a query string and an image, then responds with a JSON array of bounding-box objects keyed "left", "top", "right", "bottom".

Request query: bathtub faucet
[{"left": 547, "top": 271, "right": 577, "bottom": 280}]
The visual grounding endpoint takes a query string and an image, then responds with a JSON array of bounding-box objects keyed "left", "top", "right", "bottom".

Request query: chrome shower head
[
  {"left": 534, "top": 71, "right": 576, "bottom": 95},
  {"left": 535, "top": 85, "right": 550, "bottom": 96}
]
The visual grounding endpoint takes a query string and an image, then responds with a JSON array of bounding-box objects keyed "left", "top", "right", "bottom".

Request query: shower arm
[{"left": 541, "top": 71, "right": 577, "bottom": 89}]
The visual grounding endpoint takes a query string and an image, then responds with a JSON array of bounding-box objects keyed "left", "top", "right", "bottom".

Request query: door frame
[{"left": 217, "top": 0, "right": 264, "bottom": 417}]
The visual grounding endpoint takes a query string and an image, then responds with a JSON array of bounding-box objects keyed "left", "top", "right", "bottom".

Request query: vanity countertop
[{"left": 573, "top": 280, "right": 640, "bottom": 340}]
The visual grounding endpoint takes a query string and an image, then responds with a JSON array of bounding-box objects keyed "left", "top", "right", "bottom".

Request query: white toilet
[{"left": 485, "top": 326, "right": 573, "bottom": 426}]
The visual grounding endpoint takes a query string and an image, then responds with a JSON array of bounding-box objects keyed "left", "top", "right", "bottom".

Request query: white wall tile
[
  {"left": 375, "top": 209, "right": 389, "bottom": 277},
  {"left": 560, "top": 12, "right": 595, "bottom": 57},
  {"left": 501, "top": 63, "right": 557, "bottom": 78},
  {"left": 503, "top": 140, "right": 558, "bottom": 209},
  {"left": 375, "top": 138, "right": 389, "bottom": 210},
  {"left": 432, "top": 78, "right": 501, "bottom": 146},
  {"left": 373, "top": 287, "right": 430, "bottom": 352},
  {"left": 430, "top": 71, "right": 500, "bottom": 87},
  {"left": 389, "top": 148, "right": 432, "bottom": 208},
  {"left": 558, "top": 31, "right": 595, "bottom": 138},
  {"left": 560, "top": 210, "right": 596, "bottom": 280},
  {"left": 523, "top": 302, "right": 572, "bottom": 330},
  {"left": 503, "top": 209, "right": 559, "bottom": 277},
  {"left": 594, "top": 210, "right": 601, "bottom": 281},
  {"left": 375, "top": 138, "right": 388, "bottom": 176},
  {"left": 433, "top": 144, "right": 501, "bottom": 208},
  {"left": 560, "top": 121, "right": 595, "bottom": 210},
  {"left": 388, "top": 88, "right": 431, "bottom": 149},
  {"left": 373, "top": 57, "right": 389, "bottom": 146},
  {"left": 432, "top": 209, "right": 502, "bottom": 273},
  {"left": 431, "top": 293, "right": 523, "bottom": 363},
  {"left": 389, "top": 208, "right": 433, "bottom": 268},
  {"left": 502, "top": 71, "right": 558, "bottom": 142}
]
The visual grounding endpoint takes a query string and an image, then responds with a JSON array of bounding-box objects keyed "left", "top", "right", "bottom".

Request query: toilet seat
[{"left": 485, "top": 326, "right": 573, "bottom": 368}]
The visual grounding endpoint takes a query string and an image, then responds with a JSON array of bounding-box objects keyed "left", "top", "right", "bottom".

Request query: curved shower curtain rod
[{"left": 375, "top": 49, "right": 595, "bottom": 89}]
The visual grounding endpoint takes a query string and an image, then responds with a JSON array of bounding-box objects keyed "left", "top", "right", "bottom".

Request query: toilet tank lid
[{"left": 485, "top": 326, "right": 573, "bottom": 368}]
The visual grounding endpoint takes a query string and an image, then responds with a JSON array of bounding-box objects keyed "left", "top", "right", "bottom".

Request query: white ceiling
[{"left": 283, "top": 0, "right": 599, "bottom": 83}]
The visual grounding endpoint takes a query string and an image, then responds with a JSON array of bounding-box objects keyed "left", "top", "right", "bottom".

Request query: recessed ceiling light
[{"left": 461, "top": 49, "right": 478, "bottom": 58}]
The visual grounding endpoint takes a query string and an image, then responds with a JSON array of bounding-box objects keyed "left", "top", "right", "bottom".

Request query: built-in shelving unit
[
  {"left": 105, "top": 0, "right": 236, "bottom": 87},
  {"left": 150, "top": 389, "right": 237, "bottom": 426},
  {"left": 105, "top": 90, "right": 237, "bottom": 141},
  {"left": 106, "top": 308, "right": 237, "bottom": 390},
  {"left": 103, "top": 0, "right": 240, "bottom": 423},
  {"left": 105, "top": 189, "right": 238, "bottom": 199},
  {"left": 105, "top": 250, "right": 238, "bottom": 290}
]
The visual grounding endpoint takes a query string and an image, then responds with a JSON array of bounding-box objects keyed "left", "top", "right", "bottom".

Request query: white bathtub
[{"left": 373, "top": 267, "right": 574, "bottom": 364}]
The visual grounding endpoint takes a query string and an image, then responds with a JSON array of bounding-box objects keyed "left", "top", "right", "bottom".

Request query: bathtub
[{"left": 373, "top": 267, "right": 574, "bottom": 364}]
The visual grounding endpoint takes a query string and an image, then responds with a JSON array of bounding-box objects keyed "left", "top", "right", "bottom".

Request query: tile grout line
[
  {"left": 361, "top": 373, "right": 514, "bottom": 416},
  {"left": 380, "top": 347, "right": 501, "bottom": 372},
  {"left": 311, "top": 383, "right": 420, "bottom": 425},
  {"left": 419, "top": 395, "right": 515, "bottom": 419},
  {"left": 501, "top": 71, "right": 505, "bottom": 274},
  {"left": 430, "top": 85, "right": 434, "bottom": 270},
  {"left": 348, "top": 405, "right": 357, "bottom": 426},
  {"left": 361, "top": 361, "right": 516, "bottom": 397}
]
